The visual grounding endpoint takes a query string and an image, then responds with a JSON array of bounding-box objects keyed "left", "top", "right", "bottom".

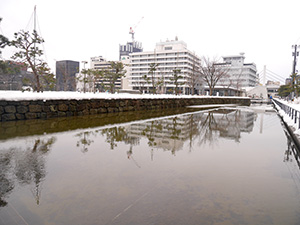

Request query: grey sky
[{"left": 1, "top": 0, "right": 300, "bottom": 84}]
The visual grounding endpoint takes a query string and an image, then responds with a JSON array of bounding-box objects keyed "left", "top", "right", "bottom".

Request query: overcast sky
[{"left": 1, "top": 0, "right": 300, "bottom": 84}]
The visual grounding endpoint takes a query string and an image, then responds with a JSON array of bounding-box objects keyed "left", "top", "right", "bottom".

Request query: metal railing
[{"left": 273, "top": 98, "right": 300, "bottom": 129}]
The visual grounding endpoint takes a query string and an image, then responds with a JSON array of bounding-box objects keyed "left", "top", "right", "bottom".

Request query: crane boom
[{"left": 129, "top": 17, "right": 144, "bottom": 42}]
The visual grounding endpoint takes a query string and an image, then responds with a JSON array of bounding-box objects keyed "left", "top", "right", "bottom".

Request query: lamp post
[{"left": 82, "top": 61, "right": 88, "bottom": 93}]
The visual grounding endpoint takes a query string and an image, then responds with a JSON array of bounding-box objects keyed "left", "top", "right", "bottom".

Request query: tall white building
[
  {"left": 129, "top": 38, "right": 201, "bottom": 94},
  {"left": 217, "top": 53, "right": 258, "bottom": 88}
]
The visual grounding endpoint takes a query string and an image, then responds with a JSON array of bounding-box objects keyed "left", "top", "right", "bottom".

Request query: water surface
[{"left": 1, "top": 105, "right": 300, "bottom": 225}]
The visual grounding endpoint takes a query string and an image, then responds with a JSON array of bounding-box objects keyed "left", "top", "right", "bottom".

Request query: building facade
[
  {"left": 89, "top": 56, "right": 122, "bottom": 92},
  {"left": 217, "top": 53, "right": 258, "bottom": 89},
  {"left": 119, "top": 41, "right": 143, "bottom": 61},
  {"left": 56, "top": 60, "right": 79, "bottom": 91},
  {"left": 129, "top": 38, "right": 201, "bottom": 94}
]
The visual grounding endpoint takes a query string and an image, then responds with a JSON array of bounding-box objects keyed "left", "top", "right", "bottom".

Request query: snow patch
[{"left": 0, "top": 91, "right": 249, "bottom": 101}]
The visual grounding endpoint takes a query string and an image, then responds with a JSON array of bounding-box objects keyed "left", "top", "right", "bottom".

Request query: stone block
[
  {"left": 4, "top": 105, "right": 16, "bottom": 113},
  {"left": 82, "top": 109, "right": 89, "bottom": 115},
  {"left": 40, "top": 112, "right": 48, "bottom": 119},
  {"left": 20, "top": 101, "right": 30, "bottom": 105},
  {"left": 69, "top": 105, "right": 76, "bottom": 112},
  {"left": 58, "top": 104, "right": 68, "bottom": 112},
  {"left": 99, "top": 108, "right": 107, "bottom": 113},
  {"left": 77, "top": 104, "right": 86, "bottom": 111},
  {"left": 16, "top": 113, "right": 25, "bottom": 120},
  {"left": 58, "top": 111, "right": 66, "bottom": 117},
  {"left": 2, "top": 113, "right": 16, "bottom": 121},
  {"left": 25, "top": 112, "right": 37, "bottom": 120},
  {"left": 0, "top": 101, "right": 8, "bottom": 106},
  {"left": 29, "top": 104, "right": 42, "bottom": 113},
  {"left": 90, "top": 109, "right": 98, "bottom": 114},
  {"left": 66, "top": 111, "right": 73, "bottom": 117},
  {"left": 17, "top": 106, "right": 28, "bottom": 113},
  {"left": 90, "top": 101, "right": 101, "bottom": 109}
]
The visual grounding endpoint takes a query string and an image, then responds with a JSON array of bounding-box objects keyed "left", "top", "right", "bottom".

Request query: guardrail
[{"left": 272, "top": 98, "right": 300, "bottom": 129}]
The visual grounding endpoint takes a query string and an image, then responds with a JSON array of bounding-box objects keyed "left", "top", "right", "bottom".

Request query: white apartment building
[
  {"left": 217, "top": 53, "right": 258, "bottom": 88},
  {"left": 129, "top": 38, "right": 201, "bottom": 94}
]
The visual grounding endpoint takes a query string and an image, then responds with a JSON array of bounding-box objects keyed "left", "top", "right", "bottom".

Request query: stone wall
[{"left": 0, "top": 97, "right": 250, "bottom": 122}]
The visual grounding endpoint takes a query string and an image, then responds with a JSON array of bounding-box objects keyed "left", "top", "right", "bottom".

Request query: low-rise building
[
  {"left": 89, "top": 56, "right": 122, "bottom": 92},
  {"left": 217, "top": 53, "right": 258, "bottom": 89}
]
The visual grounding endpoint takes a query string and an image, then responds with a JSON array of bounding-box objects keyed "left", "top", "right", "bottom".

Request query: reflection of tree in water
[
  {"left": 0, "top": 151, "right": 14, "bottom": 207},
  {"left": 0, "top": 137, "right": 56, "bottom": 207},
  {"left": 197, "top": 112, "right": 219, "bottom": 147},
  {"left": 167, "top": 117, "right": 181, "bottom": 140},
  {"left": 187, "top": 114, "right": 201, "bottom": 152},
  {"left": 75, "top": 131, "right": 95, "bottom": 153},
  {"left": 142, "top": 121, "right": 162, "bottom": 148},
  {"left": 73, "top": 108, "right": 254, "bottom": 157},
  {"left": 101, "top": 127, "right": 132, "bottom": 150},
  {"left": 74, "top": 126, "right": 140, "bottom": 153}
]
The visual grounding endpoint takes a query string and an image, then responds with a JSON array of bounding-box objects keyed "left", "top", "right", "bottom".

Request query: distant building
[
  {"left": 129, "top": 38, "right": 201, "bottom": 94},
  {"left": 266, "top": 80, "right": 280, "bottom": 86},
  {"left": 0, "top": 61, "right": 33, "bottom": 90},
  {"left": 217, "top": 53, "right": 258, "bottom": 88},
  {"left": 56, "top": 60, "right": 79, "bottom": 91},
  {"left": 244, "top": 86, "right": 268, "bottom": 99},
  {"left": 120, "top": 55, "right": 131, "bottom": 90},
  {"left": 119, "top": 41, "right": 143, "bottom": 61},
  {"left": 286, "top": 78, "right": 292, "bottom": 85},
  {"left": 89, "top": 56, "right": 122, "bottom": 92},
  {"left": 266, "top": 83, "right": 280, "bottom": 98},
  {"left": 90, "top": 56, "right": 111, "bottom": 70}
]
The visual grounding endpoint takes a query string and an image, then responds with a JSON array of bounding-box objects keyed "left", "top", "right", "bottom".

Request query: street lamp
[{"left": 82, "top": 61, "right": 88, "bottom": 93}]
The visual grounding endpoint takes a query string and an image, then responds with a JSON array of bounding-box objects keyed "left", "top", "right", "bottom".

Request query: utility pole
[
  {"left": 292, "top": 45, "right": 299, "bottom": 99},
  {"left": 82, "top": 61, "right": 88, "bottom": 93}
]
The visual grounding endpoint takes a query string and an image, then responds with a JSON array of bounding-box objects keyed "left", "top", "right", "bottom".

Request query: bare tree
[
  {"left": 199, "top": 56, "right": 230, "bottom": 96},
  {"left": 188, "top": 58, "right": 200, "bottom": 95}
]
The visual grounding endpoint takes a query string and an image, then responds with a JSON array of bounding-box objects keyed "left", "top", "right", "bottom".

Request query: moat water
[{"left": 1, "top": 105, "right": 300, "bottom": 225}]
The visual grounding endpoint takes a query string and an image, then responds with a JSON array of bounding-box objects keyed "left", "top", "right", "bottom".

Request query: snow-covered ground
[
  {"left": 273, "top": 98, "right": 300, "bottom": 136},
  {"left": 0, "top": 91, "right": 248, "bottom": 101}
]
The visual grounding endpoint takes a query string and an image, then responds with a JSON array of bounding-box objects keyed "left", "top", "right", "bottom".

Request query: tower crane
[{"left": 129, "top": 17, "right": 144, "bottom": 42}]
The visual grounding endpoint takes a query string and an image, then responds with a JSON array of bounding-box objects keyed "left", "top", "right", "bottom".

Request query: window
[{"left": 165, "top": 47, "right": 172, "bottom": 50}]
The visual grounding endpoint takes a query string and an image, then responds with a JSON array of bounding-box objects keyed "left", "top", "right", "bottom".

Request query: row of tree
[
  {"left": 278, "top": 74, "right": 300, "bottom": 98},
  {"left": 79, "top": 61, "right": 125, "bottom": 93}
]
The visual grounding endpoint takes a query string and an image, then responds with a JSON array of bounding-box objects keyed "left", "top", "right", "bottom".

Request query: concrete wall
[{"left": 0, "top": 97, "right": 250, "bottom": 122}]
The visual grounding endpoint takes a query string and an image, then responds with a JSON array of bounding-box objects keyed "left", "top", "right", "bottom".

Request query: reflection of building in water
[
  {"left": 201, "top": 109, "right": 255, "bottom": 141},
  {"left": 125, "top": 114, "right": 200, "bottom": 153}
]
